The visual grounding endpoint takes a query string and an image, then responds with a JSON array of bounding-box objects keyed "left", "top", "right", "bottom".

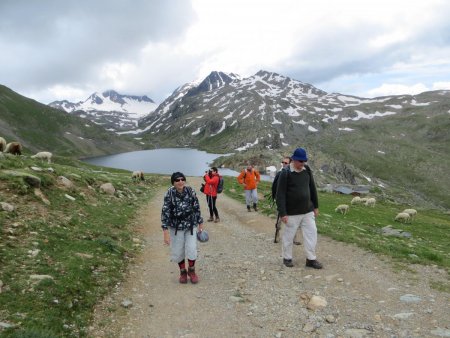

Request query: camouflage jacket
[{"left": 161, "top": 186, "right": 203, "bottom": 231}]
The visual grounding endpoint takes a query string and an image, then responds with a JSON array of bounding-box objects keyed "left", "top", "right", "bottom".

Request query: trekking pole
[{"left": 274, "top": 213, "right": 281, "bottom": 243}]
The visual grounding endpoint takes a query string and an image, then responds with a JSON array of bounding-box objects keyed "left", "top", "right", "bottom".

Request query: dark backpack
[
  {"left": 217, "top": 176, "right": 224, "bottom": 194},
  {"left": 271, "top": 171, "right": 282, "bottom": 201}
]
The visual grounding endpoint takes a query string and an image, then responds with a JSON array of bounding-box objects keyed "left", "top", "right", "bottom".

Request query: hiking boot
[
  {"left": 188, "top": 267, "right": 199, "bottom": 284},
  {"left": 293, "top": 241, "right": 302, "bottom": 246},
  {"left": 253, "top": 203, "right": 258, "bottom": 211},
  {"left": 247, "top": 205, "right": 251, "bottom": 212},
  {"left": 207, "top": 217, "right": 214, "bottom": 222},
  {"left": 214, "top": 217, "right": 220, "bottom": 223},
  {"left": 305, "top": 259, "right": 323, "bottom": 269},
  {"left": 179, "top": 269, "right": 188, "bottom": 284},
  {"left": 283, "top": 259, "right": 294, "bottom": 267}
]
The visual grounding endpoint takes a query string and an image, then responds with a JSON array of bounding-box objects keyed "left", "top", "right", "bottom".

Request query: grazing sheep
[
  {"left": 335, "top": 204, "right": 350, "bottom": 215},
  {"left": 132, "top": 170, "right": 145, "bottom": 182},
  {"left": 4, "top": 142, "right": 22, "bottom": 155},
  {"left": 365, "top": 197, "right": 376, "bottom": 207},
  {"left": 31, "top": 151, "right": 53, "bottom": 163},
  {"left": 0, "top": 137, "right": 6, "bottom": 152},
  {"left": 351, "top": 196, "right": 361, "bottom": 205},
  {"left": 403, "top": 208, "right": 417, "bottom": 220},
  {"left": 395, "top": 212, "right": 411, "bottom": 223}
]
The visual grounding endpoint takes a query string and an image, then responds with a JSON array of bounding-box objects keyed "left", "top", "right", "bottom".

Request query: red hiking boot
[
  {"left": 188, "top": 267, "right": 199, "bottom": 284},
  {"left": 179, "top": 269, "right": 188, "bottom": 284}
]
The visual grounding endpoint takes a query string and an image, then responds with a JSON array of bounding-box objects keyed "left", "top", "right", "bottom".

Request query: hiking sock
[
  {"left": 188, "top": 259, "right": 195, "bottom": 268},
  {"left": 178, "top": 260, "right": 186, "bottom": 270}
]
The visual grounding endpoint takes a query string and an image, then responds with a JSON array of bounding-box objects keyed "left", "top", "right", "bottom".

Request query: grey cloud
[
  {"left": 277, "top": 11, "right": 450, "bottom": 88},
  {"left": 0, "top": 0, "right": 196, "bottom": 93}
]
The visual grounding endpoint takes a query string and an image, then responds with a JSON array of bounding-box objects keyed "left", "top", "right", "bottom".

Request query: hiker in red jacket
[{"left": 203, "top": 167, "right": 220, "bottom": 223}]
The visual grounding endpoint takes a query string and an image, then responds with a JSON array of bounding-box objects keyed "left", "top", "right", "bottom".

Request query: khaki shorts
[{"left": 169, "top": 227, "right": 198, "bottom": 262}]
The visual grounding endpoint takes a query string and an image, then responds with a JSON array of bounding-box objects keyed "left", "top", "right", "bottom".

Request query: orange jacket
[
  {"left": 237, "top": 168, "right": 260, "bottom": 190},
  {"left": 204, "top": 173, "right": 219, "bottom": 197}
]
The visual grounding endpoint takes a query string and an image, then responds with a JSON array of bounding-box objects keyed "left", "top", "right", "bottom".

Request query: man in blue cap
[{"left": 275, "top": 147, "right": 323, "bottom": 269}]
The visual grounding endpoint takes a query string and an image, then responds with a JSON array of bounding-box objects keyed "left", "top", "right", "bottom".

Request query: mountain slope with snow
[
  {"left": 131, "top": 70, "right": 450, "bottom": 209},
  {"left": 136, "top": 70, "right": 447, "bottom": 151},
  {"left": 49, "top": 90, "right": 157, "bottom": 131}
]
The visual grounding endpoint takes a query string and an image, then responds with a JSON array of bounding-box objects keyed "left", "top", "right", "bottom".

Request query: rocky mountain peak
[
  {"left": 186, "top": 71, "right": 238, "bottom": 97},
  {"left": 102, "top": 90, "right": 125, "bottom": 104}
]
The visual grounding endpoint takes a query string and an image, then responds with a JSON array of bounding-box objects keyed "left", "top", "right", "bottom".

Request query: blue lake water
[{"left": 83, "top": 148, "right": 241, "bottom": 177}]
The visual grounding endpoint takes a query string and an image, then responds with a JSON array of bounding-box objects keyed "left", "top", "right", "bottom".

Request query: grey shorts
[{"left": 169, "top": 227, "right": 198, "bottom": 262}]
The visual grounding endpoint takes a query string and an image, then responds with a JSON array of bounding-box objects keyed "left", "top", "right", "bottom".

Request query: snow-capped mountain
[
  {"left": 136, "top": 70, "right": 447, "bottom": 151},
  {"left": 128, "top": 70, "right": 450, "bottom": 210},
  {"left": 49, "top": 90, "right": 158, "bottom": 131}
]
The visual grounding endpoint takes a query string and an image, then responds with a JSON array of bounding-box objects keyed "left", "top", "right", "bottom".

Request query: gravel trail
[{"left": 88, "top": 177, "right": 449, "bottom": 338}]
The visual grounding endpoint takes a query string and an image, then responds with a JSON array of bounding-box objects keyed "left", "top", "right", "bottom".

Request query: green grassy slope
[
  {"left": 0, "top": 155, "right": 168, "bottom": 337},
  {"left": 0, "top": 85, "right": 141, "bottom": 157}
]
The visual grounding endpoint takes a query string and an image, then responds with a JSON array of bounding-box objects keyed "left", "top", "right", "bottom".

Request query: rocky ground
[{"left": 88, "top": 177, "right": 449, "bottom": 338}]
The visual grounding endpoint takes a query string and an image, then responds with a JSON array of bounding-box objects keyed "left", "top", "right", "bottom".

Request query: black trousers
[{"left": 206, "top": 195, "right": 219, "bottom": 218}]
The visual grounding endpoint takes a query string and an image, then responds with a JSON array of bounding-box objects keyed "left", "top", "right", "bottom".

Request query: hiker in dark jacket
[
  {"left": 276, "top": 148, "right": 323, "bottom": 269},
  {"left": 273, "top": 157, "right": 301, "bottom": 245},
  {"left": 161, "top": 172, "right": 204, "bottom": 284}
]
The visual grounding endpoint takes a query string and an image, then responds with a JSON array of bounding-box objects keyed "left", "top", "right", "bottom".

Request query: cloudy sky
[{"left": 1, "top": 0, "right": 449, "bottom": 104}]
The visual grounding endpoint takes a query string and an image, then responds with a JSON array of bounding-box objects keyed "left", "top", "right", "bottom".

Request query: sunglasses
[
  {"left": 174, "top": 178, "right": 186, "bottom": 182},
  {"left": 281, "top": 161, "right": 289, "bottom": 165}
]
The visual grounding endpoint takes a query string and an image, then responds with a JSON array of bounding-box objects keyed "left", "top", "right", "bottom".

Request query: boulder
[{"left": 100, "top": 183, "right": 116, "bottom": 195}]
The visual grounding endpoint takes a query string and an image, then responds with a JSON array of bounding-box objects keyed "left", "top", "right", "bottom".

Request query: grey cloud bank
[{"left": 1, "top": 0, "right": 449, "bottom": 105}]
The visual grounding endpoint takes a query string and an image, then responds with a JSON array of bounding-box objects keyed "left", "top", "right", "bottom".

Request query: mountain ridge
[
  {"left": 130, "top": 70, "right": 450, "bottom": 209},
  {"left": 49, "top": 90, "right": 158, "bottom": 131},
  {"left": 2, "top": 70, "right": 449, "bottom": 209}
]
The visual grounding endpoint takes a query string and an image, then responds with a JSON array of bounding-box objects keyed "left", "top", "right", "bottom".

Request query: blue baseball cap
[{"left": 290, "top": 148, "right": 308, "bottom": 161}]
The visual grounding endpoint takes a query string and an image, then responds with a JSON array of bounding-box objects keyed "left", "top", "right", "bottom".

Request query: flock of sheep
[
  {"left": 0, "top": 136, "right": 53, "bottom": 163},
  {"left": 2, "top": 136, "right": 145, "bottom": 184},
  {"left": 335, "top": 196, "right": 417, "bottom": 223},
  {"left": 2, "top": 136, "right": 420, "bottom": 223}
]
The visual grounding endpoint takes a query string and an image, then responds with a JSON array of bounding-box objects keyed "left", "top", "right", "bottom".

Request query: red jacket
[{"left": 204, "top": 173, "right": 219, "bottom": 197}]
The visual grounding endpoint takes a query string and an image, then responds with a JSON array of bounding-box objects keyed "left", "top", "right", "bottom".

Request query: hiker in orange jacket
[{"left": 237, "top": 164, "right": 261, "bottom": 211}]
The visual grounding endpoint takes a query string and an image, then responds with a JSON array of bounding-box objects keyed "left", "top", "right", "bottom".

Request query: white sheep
[
  {"left": 335, "top": 204, "right": 349, "bottom": 215},
  {"left": 31, "top": 151, "right": 53, "bottom": 163},
  {"left": 402, "top": 209, "right": 417, "bottom": 220},
  {"left": 132, "top": 170, "right": 145, "bottom": 182},
  {"left": 0, "top": 137, "right": 6, "bottom": 152},
  {"left": 395, "top": 212, "right": 411, "bottom": 223},
  {"left": 365, "top": 197, "right": 376, "bottom": 207},
  {"left": 351, "top": 196, "right": 361, "bottom": 205}
]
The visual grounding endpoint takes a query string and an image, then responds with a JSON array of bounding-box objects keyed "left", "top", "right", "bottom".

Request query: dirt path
[{"left": 88, "top": 177, "right": 449, "bottom": 338}]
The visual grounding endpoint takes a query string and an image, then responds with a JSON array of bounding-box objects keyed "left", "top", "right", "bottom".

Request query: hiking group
[{"left": 160, "top": 147, "right": 322, "bottom": 284}]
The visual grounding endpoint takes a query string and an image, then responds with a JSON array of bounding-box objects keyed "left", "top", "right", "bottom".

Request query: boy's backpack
[{"left": 217, "top": 176, "right": 224, "bottom": 194}]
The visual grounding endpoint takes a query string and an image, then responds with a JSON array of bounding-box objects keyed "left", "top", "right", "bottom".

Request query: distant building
[
  {"left": 266, "top": 166, "right": 277, "bottom": 180},
  {"left": 333, "top": 186, "right": 353, "bottom": 195},
  {"left": 330, "top": 184, "right": 371, "bottom": 195},
  {"left": 353, "top": 186, "right": 370, "bottom": 195}
]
